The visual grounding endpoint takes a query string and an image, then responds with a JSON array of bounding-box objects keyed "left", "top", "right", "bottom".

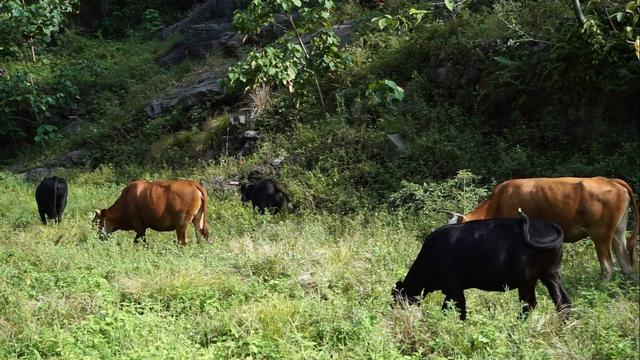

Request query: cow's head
[
  {"left": 391, "top": 280, "right": 420, "bottom": 305},
  {"left": 92, "top": 209, "right": 113, "bottom": 239},
  {"left": 239, "top": 182, "right": 254, "bottom": 203}
]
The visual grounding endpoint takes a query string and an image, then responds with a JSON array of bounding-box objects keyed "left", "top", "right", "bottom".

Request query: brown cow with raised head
[
  {"left": 447, "top": 177, "right": 638, "bottom": 279},
  {"left": 93, "top": 180, "right": 209, "bottom": 245}
]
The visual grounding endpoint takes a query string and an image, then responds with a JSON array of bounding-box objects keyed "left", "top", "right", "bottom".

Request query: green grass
[{"left": 0, "top": 169, "right": 637, "bottom": 359}]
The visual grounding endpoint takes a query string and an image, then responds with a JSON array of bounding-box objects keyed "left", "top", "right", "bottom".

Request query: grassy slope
[
  {"left": 1, "top": 1, "right": 639, "bottom": 358},
  {"left": 0, "top": 170, "right": 637, "bottom": 359}
]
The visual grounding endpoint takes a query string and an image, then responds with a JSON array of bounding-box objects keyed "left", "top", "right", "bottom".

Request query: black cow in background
[
  {"left": 239, "top": 179, "right": 290, "bottom": 214},
  {"left": 35, "top": 176, "right": 68, "bottom": 224},
  {"left": 392, "top": 209, "right": 570, "bottom": 320}
]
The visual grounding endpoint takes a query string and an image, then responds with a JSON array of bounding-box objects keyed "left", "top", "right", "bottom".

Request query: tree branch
[{"left": 571, "top": 0, "right": 586, "bottom": 27}]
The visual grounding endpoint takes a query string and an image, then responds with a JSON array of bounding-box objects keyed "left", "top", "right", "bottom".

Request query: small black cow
[
  {"left": 35, "top": 176, "right": 68, "bottom": 225},
  {"left": 239, "top": 179, "right": 290, "bottom": 214},
  {"left": 392, "top": 210, "right": 570, "bottom": 320}
]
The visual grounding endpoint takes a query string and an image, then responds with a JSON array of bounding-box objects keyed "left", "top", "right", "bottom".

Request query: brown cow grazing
[
  {"left": 93, "top": 180, "right": 209, "bottom": 245},
  {"left": 446, "top": 177, "right": 638, "bottom": 279}
]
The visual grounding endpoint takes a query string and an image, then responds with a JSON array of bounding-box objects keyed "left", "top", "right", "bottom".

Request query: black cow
[
  {"left": 392, "top": 210, "right": 570, "bottom": 320},
  {"left": 239, "top": 179, "right": 290, "bottom": 214},
  {"left": 35, "top": 176, "right": 68, "bottom": 225}
]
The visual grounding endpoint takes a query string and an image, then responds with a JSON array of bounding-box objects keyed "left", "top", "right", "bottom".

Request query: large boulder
[
  {"left": 144, "top": 74, "right": 232, "bottom": 118},
  {"left": 157, "top": 0, "right": 243, "bottom": 67},
  {"left": 64, "top": 149, "right": 90, "bottom": 166},
  {"left": 160, "top": 0, "right": 240, "bottom": 40},
  {"left": 19, "top": 167, "right": 65, "bottom": 181}
]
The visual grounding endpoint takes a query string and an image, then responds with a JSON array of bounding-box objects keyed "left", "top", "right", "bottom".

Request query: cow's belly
[
  {"left": 148, "top": 224, "right": 177, "bottom": 232},
  {"left": 144, "top": 217, "right": 180, "bottom": 232},
  {"left": 564, "top": 227, "right": 589, "bottom": 243}
]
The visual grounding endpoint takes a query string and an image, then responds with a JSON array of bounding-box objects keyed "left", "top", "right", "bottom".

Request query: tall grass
[{"left": 0, "top": 169, "right": 637, "bottom": 358}]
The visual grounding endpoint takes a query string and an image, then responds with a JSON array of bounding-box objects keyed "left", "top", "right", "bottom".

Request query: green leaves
[
  {"left": 233, "top": 0, "right": 335, "bottom": 35},
  {"left": 371, "top": 8, "right": 430, "bottom": 32},
  {"left": 225, "top": 44, "right": 306, "bottom": 93},
  {"left": 225, "top": 0, "right": 345, "bottom": 98},
  {"left": 365, "top": 79, "right": 405, "bottom": 108},
  {"left": 0, "top": 0, "right": 78, "bottom": 58},
  {"left": 444, "top": 0, "right": 455, "bottom": 12}
]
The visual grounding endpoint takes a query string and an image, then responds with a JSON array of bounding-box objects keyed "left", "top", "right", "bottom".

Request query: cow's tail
[
  {"left": 195, "top": 182, "right": 209, "bottom": 238},
  {"left": 611, "top": 179, "right": 639, "bottom": 271}
]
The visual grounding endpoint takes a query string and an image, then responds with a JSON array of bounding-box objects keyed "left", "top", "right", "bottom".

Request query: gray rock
[
  {"left": 243, "top": 130, "right": 260, "bottom": 141},
  {"left": 160, "top": 0, "right": 240, "bottom": 40},
  {"left": 156, "top": 0, "right": 245, "bottom": 67},
  {"left": 144, "top": 75, "right": 228, "bottom": 118},
  {"left": 434, "top": 66, "right": 452, "bottom": 85},
  {"left": 61, "top": 116, "right": 85, "bottom": 135},
  {"left": 4, "top": 163, "right": 27, "bottom": 173},
  {"left": 271, "top": 156, "right": 285, "bottom": 168},
  {"left": 301, "top": 22, "right": 356, "bottom": 49},
  {"left": 157, "top": 22, "right": 235, "bottom": 67},
  {"left": 65, "top": 149, "right": 90, "bottom": 165},
  {"left": 20, "top": 167, "right": 64, "bottom": 181},
  {"left": 332, "top": 22, "right": 355, "bottom": 48},
  {"left": 230, "top": 109, "right": 253, "bottom": 126}
]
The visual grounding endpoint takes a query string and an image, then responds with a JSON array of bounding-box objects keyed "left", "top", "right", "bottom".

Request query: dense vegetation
[{"left": 1, "top": 0, "right": 639, "bottom": 358}]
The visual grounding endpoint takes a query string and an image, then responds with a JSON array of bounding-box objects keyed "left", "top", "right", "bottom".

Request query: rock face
[
  {"left": 64, "top": 149, "right": 90, "bottom": 166},
  {"left": 160, "top": 0, "right": 239, "bottom": 40},
  {"left": 144, "top": 74, "right": 230, "bottom": 118},
  {"left": 19, "top": 167, "right": 65, "bottom": 181},
  {"left": 157, "top": 0, "right": 244, "bottom": 67}
]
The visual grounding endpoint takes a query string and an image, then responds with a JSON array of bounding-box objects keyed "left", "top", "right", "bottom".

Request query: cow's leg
[
  {"left": 133, "top": 231, "right": 146, "bottom": 244},
  {"left": 442, "top": 289, "right": 467, "bottom": 320},
  {"left": 38, "top": 206, "right": 47, "bottom": 225},
  {"left": 612, "top": 209, "right": 633, "bottom": 275},
  {"left": 176, "top": 225, "right": 188, "bottom": 246},
  {"left": 591, "top": 231, "right": 615, "bottom": 280},
  {"left": 518, "top": 281, "right": 538, "bottom": 318},
  {"left": 441, "top": 295, "right": 453, "bottom": 311},
  {"left": 541, "top": 276, "right": 571, "bottom": 314},
  {"left": 191, "top": 210, "right": 209, "bottom": 244},
  {"left": 55, "top": 194, "right": 66, "bottom": 224}
]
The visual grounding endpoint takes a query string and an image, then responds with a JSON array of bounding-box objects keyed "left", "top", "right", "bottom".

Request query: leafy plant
[
  {"left": 389, "top": 170, "right": 489, "bottom": 215},
  {"left": 139, "top": 9, "right": 163, "bottom": 37},
  {"left": 225, "top": 0, "right": 346, "bottom": 111},
  {"left": 0, "top": 0, "right": 78, "bottom": 59},
  {"left": 611, "top": 0, "right": 640, "bottom": 59},
  {"left": 365, "top": 79, "right": 405, "bottom": 108},
  {"left": 0, "top": 69, "right": 77, "bottom": 144},
  {"left": 34, "top": 123, "right": 60, "bottom": 144},
  {"left": 371, "top": 8, "right": 429, "bottom": 32}
]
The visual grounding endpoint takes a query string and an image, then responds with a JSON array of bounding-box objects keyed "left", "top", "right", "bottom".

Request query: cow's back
[
  {"left": 136, "top": 180, "right": 205, "bottom": 231},
  {"left": 423, "top": 220, "right": 562, "bottom": 291},
  {"left": 478, "top": 177, "right": 629, "bottom": 242}
]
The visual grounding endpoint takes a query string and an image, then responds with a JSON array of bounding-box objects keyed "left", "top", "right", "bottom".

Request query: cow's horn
[
  {"left": 227, "top": 181, "right": 240, "bottom": 186},
  {"left": 439, "top": 210, "right": 463, "bottom": 217}
]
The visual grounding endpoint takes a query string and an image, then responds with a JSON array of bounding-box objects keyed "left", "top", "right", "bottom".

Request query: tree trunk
[
  {"left": 571, "top": 0, "right": 586, "bottom": 27},
  {"left": 287, "top": 12, "right": 326, "bottom": 113}
]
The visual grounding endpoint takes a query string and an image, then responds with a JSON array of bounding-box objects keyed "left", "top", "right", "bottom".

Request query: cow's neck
[
  {"left": 105, "top": 202, "right": 128, "bottom": 231},
  {"left": 463, "top": 200, "right": 489, "bottom": 222}
]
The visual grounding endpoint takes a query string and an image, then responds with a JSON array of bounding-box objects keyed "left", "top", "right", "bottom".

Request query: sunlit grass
[{"left": 0, "top": 170, "right": 637, "bottom": 358}]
